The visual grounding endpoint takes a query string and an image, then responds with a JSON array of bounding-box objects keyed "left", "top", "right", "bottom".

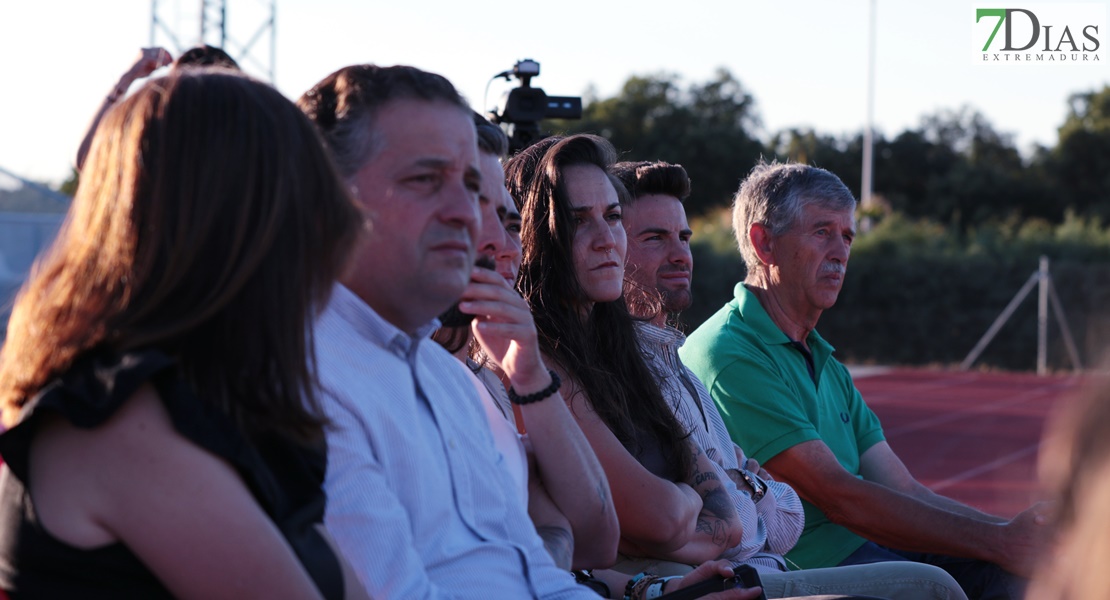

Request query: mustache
[
  {"left": 819, "top": 262, "right": 845, "bottom": 275},
  {"left": 659, "top": 265, "right": 690, "bottom": 274},
  {"left": 475, "top": 255, "right": 496, "bottom": 271},
  {"left": 437, "top": 256, "right": 498, "bottom": 327}
]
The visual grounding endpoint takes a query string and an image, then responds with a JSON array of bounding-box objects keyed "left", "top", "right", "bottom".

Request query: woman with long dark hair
[
  {"left": 508, "top": 134, "right": 744, "bottom": 570},
  {"left": 0, "top": 69, "right": 367, "bottom": 599}
]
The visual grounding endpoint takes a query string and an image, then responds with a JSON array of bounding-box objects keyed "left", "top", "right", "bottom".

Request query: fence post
[
  {"left": 1037, "top": 256, "right": 1049, "bottom": 376},
  {"left": 960, "top": 272, "right": 1039, "bottom": 371},
  {"left": 962, "top": 255, "right": 1082, "bottom": 374}
]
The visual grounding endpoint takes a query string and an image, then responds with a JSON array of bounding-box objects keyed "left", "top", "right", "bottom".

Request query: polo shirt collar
[
  {"left": 733, "top": 283, "right": 837, "bottom": 377},
  {"left": 734, "top": 283, "right": 792, "bottom": 346}
]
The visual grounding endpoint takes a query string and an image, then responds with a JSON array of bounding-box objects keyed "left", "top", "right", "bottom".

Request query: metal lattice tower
[{"left": 150, "top": 0, "right": 276, "bottom": 82}]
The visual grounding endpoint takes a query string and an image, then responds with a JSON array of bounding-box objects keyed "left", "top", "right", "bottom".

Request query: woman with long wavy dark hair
[
  {"left": 507, "top": 134, "right": 744, "bottom": 571},
  {"left": 0, "top": 69, "right": 368, "bottom": 599}
]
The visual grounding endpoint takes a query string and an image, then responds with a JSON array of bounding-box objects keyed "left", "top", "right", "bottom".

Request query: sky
[{"left": 1, "top": 0, "right": 1108, "bottom": 186}]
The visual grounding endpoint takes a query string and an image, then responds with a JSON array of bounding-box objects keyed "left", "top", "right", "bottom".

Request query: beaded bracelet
[
  {"left": 623, "top": 572, "right": 646, "bottom": 600},
  {"left": 644, "top": 576, "right": 679, "bottom": 599},
  {"left": 635, "top": 574, "right": 664, "bottom": 599},
  {"left": 507, "top": 369, "right": 561, "bottom": 405}
]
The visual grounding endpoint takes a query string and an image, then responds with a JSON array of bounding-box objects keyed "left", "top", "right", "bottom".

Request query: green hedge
[{"left": 683, "top": 212, "right": 1110, "bottom": 371}]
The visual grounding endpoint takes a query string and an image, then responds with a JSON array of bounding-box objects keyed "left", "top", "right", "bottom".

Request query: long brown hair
[
  {"left": 0, "top": 70, "right": 361, "bottom": 441},
  {"left": 508, "top": 135, "right": 693, "bottom": 480}
]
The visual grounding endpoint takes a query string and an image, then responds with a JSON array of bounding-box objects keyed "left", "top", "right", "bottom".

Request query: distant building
[{"left": 0, "top": 166, "right": 69, "bottom": 338}]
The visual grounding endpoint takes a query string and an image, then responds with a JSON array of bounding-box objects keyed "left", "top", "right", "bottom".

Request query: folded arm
[
  {"left": 728, "top": 445, "right": 803, "bottom": 555},
  {"left": 526, "top": 469, "right": 575, "bottom": 569},
  {"left": 557, "top": 369, "right": 747, "bottom": 565}
]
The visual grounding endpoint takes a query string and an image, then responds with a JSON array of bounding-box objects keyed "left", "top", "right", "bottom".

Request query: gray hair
[{"left": 732, "top": 161, "right": 857, "bottom": 271}]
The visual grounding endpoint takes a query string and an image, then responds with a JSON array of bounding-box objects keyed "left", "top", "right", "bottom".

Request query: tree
[
  {"left": 549, "top": 68, "right": 765, "bottom": 215},
  {"left": 769, "top": 128, "right": 863, "bottom": 196},
  {"left": 1048, "top": 86, "right": 1110, "bottom": 219},
  {"left": 862, "top": 107, "right": 1048, "bottom": 227}
]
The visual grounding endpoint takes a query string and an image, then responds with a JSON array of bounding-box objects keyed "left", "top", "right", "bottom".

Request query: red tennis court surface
[{"left": 852, "top": 367, "right": 1081, "bottom": 518}]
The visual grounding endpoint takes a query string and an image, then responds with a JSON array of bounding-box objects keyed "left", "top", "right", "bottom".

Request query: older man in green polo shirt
[{"left": 679, "top": 162, "right": 1049, "bottom": 600}]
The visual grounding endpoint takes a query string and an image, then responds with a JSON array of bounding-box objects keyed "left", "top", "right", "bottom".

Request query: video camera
[{"left": 489, "top": 59, "right": 582, "bottom": 154}]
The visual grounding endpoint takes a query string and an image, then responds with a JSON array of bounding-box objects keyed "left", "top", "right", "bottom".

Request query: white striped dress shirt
[
  {"left": 635, "top": 322, "right": 805, "bottom": 571},
  {"left": 315, "top": 284, "right": 591, "bottom": 599}
]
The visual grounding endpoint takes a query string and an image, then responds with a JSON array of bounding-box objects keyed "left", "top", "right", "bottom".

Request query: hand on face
[
  {"left": 458, "top": 265, "right": 546, "bottom": 383},
  {"left": 475, "top": 151, "right": 522, "bottom": 287}
]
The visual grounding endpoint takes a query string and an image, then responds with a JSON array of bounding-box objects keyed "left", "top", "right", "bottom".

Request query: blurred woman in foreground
[
  {"left": 0, "top": 69, "right": 366, "bottom": 599},
  {"left": 1027, "top": 365, "right": 1110, "bottom": 600}
]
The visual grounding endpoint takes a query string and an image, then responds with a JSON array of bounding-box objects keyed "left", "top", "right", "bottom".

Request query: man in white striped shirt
[
  {"left": 298, "top": 64, "right": 595, "bottom": 599},
  {"left": 616, "top": 161, "right": 968, "bottom": 600}
]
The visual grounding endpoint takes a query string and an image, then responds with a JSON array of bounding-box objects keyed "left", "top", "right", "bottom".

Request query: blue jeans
[{"left": 838, "top": 542, "right": 1025, "bottom": 600}]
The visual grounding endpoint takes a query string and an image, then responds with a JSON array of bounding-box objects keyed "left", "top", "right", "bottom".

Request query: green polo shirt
[{"left": 680, "top": 283, "right": 885, "bottom": 570}]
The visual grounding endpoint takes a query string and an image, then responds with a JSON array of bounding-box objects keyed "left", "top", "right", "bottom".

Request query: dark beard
[
  {"left": 661, "top": 287, "right": 693, "bottom": 315},
  {"left": 438, "top": 255, "right": 497, "bottom": 327}
]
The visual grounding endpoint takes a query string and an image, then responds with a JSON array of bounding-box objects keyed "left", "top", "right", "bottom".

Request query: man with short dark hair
[
  {"left": 299, "top": 64, "right": 595, "bottom": 598},
  {"left": 680, "top": 161, "right": 1049, "bottom": 600},
  {"left": 617, "top": 160, "right": 967, "bottom": 600}
]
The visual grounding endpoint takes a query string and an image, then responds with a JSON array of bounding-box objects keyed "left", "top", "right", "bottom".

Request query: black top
[{"left": 0, "top": 349, "right": 344, "bottom": 599}]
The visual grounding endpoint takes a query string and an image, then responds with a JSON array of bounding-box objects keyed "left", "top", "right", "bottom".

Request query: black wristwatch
[
  {"left": 739, "top": 469, "right": 767, "bottom": 502},
  {"left": 573, "top": 570, "right": 610, "bottom": 597}
]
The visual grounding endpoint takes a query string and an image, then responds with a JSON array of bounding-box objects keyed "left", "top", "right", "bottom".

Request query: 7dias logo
[{"left": 972, "top": 3, "right": 1105, "bottom": 64}]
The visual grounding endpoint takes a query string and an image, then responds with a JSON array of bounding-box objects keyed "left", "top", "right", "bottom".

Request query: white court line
[
  {"left": 882, "top": 382, "right": 1062, "bottom": 437},
  {"left": 930, "top": 442, "right": 1043, "bottom": 492},
  {"left": 862, "top": 372, "right": 985, "bottom": 405},
  {"left": 846, "top": 365, "right": 892, "bottom": 379}
]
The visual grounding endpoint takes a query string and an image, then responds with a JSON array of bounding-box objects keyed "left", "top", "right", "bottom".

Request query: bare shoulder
[
  {"left": 30, "top": 383, "right": 324, "bottom": 598},
  {"left": 29, "top": 384, "right": 189, "bottom": 547},
  {"left": 42, "top": 383, "right": 211, "bottom": 493}
]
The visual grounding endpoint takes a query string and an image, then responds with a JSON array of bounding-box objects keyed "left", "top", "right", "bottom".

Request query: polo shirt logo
[{"left": 840, "top": 412, "right": 850, "bottom": 423}]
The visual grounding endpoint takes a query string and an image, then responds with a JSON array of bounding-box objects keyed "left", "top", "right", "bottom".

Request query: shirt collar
[
  {"left": 326, "top": 283, "right": 441, "bottom": 358},
  {"left": 634, "top": 320, "right": 686, "bottom": 350},
  {"left": 733, "top": 283, "right": 834, "bottom": 354}
]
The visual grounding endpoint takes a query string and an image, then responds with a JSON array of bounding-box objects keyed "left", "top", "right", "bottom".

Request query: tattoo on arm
[
  {"left": 689, "top": 443, "right": 735, "bottom": 548},
  {"left": 697, "top": 488, "right": 735, "bottom": 547},
  {"left": 536, "top": 525, "right": 575, "bottom": 570}
]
